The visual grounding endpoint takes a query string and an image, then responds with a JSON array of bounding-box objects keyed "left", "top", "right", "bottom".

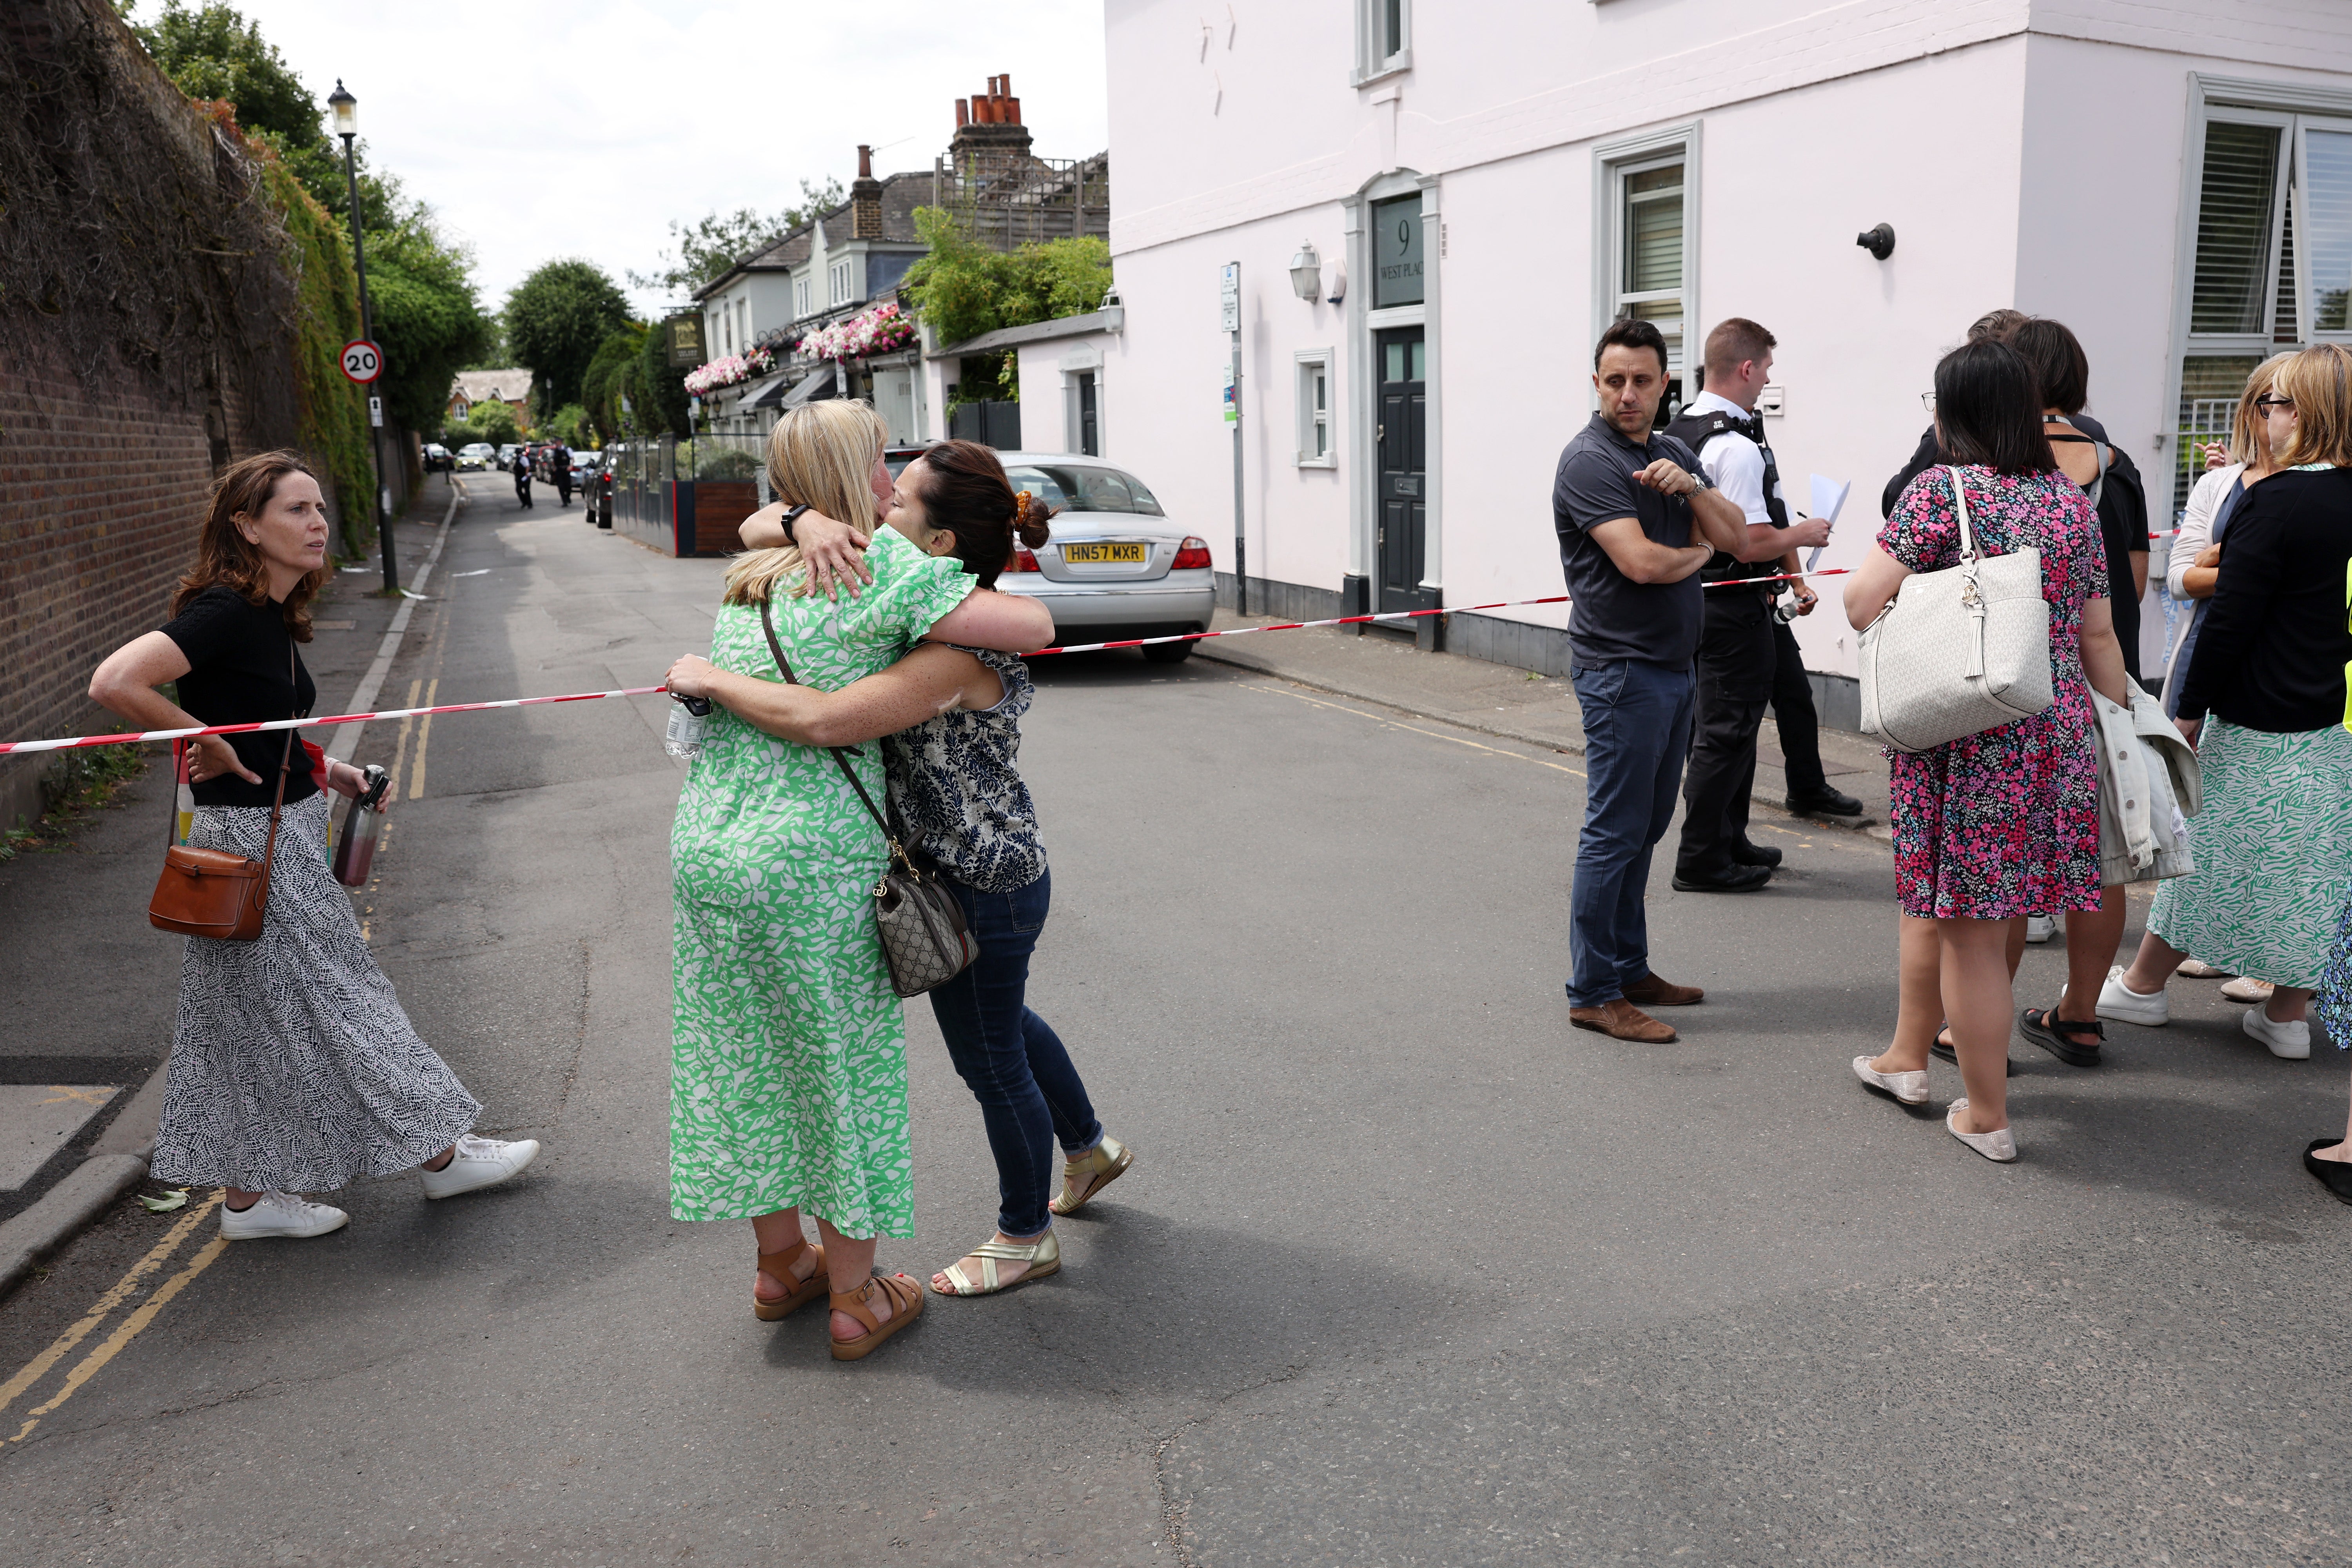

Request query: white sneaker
[
  {"left": 220, "top": 1191, "right": 349, "bottom": 1241},
  {"left": 2242, "top": 1007, "right": 2311, "bottom": 1060},
  {"left": 420, "top": 1133, "right": 541, "bottom": 1200},
  {"left": 2025, "top": 915, "right": 2056, "bottom": 944},
  {"left": 2095, "top": 966, "right": 2170, "bottom": 1027}
]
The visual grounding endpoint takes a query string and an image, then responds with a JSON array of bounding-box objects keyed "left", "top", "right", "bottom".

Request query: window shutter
[{"left": 2190, "top": 121, "right": 2281, "bottom": 335}]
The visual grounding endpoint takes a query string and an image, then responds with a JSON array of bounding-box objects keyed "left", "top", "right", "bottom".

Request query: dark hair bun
[{"left": 1011, "top": 490, "right": 1056, "bottom": 548}]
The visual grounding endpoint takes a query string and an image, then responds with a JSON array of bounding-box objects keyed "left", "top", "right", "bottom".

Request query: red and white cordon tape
[{"left": 0, "top": 568, "right": 1852, "bottom": 755}]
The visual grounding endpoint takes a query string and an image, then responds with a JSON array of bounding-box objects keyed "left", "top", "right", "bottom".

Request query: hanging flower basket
[
  {"left": 684, "top": 344, "right": 775, "bottom": 397},
  {"left": 802, "top": 302, "right": 918, "bottom": 363}
]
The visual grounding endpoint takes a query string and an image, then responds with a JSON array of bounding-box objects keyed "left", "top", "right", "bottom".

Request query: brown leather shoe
[
  {"left": 1622, "top": 971, "right": 1704, "bottom": 1008},
  {"left": 1569, "top": 999, "right": 1678, "bottom": 1043}
]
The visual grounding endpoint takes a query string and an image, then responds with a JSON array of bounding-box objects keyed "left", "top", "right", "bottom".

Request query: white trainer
[
  {"left": 2242, "top": 1007, "right": 2311, "bottom": 1060},
  {"left": 2095, "top": 966, "right": 2170, "bottom": 1027},
  {"left": 420, "top": 1133, "right": 541, "bottom": 1200},
  {"left": 220, "top": 1191, "right": 349, "bottom": 1241},
  {"left": 2025, "top": 915, "right": 2056, "bottom": 944}
]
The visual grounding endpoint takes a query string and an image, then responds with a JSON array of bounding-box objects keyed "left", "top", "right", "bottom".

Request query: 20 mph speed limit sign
[{"left": 340, "top": 340, "right": 383, "bottom": 384}]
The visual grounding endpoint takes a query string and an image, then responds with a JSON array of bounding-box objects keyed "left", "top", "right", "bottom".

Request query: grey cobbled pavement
[{"left": 0, "top": 479, "right": 2346, "bottom": 1566}]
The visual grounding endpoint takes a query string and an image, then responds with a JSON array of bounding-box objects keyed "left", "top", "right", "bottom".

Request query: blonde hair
[
  {"left": 722, "top": 399, "right": 893, "bottom": 605},
  {"left": 2229, "top": 351, "right": 2298, "bottom": 465},
  {"left": 2272, "top": 343, "right": 2352, "bottom": 469}
]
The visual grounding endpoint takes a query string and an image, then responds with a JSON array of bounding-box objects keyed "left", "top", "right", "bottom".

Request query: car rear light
[
  {"left": 1012, "top": 546, "right": 1041, "bottom": 573},
  {"left": 1172, "top": 536, "right": 1212, "bottom": 570}
]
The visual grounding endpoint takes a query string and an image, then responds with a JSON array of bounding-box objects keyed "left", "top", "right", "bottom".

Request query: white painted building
[{"left": 1095, "top": 0, "right": 2352, "bottom": 704}]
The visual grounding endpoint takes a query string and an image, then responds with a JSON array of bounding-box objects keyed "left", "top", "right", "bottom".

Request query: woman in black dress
[{"left": 90, "top": 452, "right": 540, "bottom": 1241}]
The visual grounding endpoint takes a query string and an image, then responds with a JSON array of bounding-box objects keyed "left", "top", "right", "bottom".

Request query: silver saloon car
[{"left": 993, "top": 454, "right": 1216, "bottom": 661}]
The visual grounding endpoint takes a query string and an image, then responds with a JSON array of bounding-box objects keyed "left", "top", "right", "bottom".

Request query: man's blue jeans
[
  {"left": 926, "top": 868, "right": 1103, "bottom": 1238},
  {"left": 1566, "top": 658, "right": 1695, "bottom": 1008}
]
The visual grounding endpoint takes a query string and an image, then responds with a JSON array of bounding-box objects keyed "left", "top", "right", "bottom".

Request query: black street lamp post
[{"left": 327, "top": 80, "right": 397, "bottom": 594}]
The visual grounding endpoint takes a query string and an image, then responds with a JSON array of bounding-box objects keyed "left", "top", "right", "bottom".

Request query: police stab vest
[{"left": 1663, "top": 404, "right": 1788, "bottom": 584}]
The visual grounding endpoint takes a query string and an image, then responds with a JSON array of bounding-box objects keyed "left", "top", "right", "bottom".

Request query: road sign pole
[
  {"left": 340, "top": 132, "right": 396, "bottom": 595},
  {"left": 1223, "top": 262, "right": 1245, "bottom": 617}
]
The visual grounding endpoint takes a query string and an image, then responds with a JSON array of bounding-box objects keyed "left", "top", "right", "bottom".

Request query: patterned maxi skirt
[
  {"left": 2147, "top": 718, "right": 2352, "bottom": 991},
  {"left": 151, "top": 791, "right": 481, "bottom": 1192}
]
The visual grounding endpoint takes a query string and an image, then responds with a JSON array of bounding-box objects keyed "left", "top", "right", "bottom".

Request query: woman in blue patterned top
[{"left": 686, "top": 439, "right": 1134, "bottom": 1299}]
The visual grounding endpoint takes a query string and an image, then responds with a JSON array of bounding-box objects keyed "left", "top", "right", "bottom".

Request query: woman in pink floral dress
[{"left": 1843, "top": 339, "right": 2131, "bottom": 1161}]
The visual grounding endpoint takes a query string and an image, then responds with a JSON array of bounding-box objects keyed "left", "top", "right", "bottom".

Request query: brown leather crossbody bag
[{"left": 147, "top": 645, "right": 298, "bottom": 942}]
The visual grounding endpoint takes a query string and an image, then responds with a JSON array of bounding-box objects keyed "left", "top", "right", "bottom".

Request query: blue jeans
[
  {"left": 1567, "top": 658, "right": 1695, "bottom": 1008},
  {"left": 926, "top": 868, "right": 1102, "bottom": 1238}
]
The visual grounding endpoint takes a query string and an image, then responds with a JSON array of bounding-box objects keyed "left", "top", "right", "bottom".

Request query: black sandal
[
  {"left": 1930, "top": 1024, "right": 2019, "bottom": 1075},
  {"left": 2019, "top": 1005, "right": 2103, "bottom": 1068}
]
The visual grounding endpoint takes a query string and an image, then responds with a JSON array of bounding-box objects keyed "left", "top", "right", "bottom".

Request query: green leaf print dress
[{"left": 669, "top": 528, "right": 976, "bottom": 1234}]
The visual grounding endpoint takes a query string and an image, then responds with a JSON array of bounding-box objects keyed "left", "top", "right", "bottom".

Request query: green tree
[
  {"left": 581, "top": 324, "right": 648, "bottom": 444},
  {"left": 544, "top": 403, "right": 593, "bottom": 448},
  {"left": 505, "top": 260, "right": 632, "bottom": 411},
  {"left": 900, "top": 211, "right": 1112, "bottom": 409},
  {"left": 368, "top": 217, "right": 495, "bottom": 436},
  {"left": 463, "top": 399, "right": 521, "bottom": 449},
  {"left": 626, "top": 180, "right": 846, "bottom": 298}
]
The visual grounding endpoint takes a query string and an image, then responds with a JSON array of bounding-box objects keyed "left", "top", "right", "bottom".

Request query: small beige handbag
[{"left": 1858, "top": 466, "right": 2054, "bottom": 753}]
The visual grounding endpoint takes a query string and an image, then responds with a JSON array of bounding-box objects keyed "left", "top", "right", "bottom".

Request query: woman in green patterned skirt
[
  {"left": 665, "top": 400, "right": 1051, "bottom": 1360},
  {"left": 2105, "top": 345, "right": 2352, "bottom": 1063}
]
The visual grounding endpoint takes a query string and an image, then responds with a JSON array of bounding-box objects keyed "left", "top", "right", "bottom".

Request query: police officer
[
  {"left": 1664, "top": 318, "right": 1832, "bottom": 891},
  {"left": 551, "top": 443, "right": 574, "bottom": 507}
]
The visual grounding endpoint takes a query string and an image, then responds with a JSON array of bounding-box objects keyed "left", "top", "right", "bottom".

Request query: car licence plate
[{"left": 1062, "top": 542, "right": 1148, "bottom": 564}]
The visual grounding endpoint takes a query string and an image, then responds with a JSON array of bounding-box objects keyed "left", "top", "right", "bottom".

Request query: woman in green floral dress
[{"left": 666, "top": 401, "right": 1051, "bottom": 1359}]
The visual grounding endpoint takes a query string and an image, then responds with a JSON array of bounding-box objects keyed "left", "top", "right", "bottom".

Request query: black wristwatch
[{"left": 779, "top": 503, "right": 809, "bottom": 544}]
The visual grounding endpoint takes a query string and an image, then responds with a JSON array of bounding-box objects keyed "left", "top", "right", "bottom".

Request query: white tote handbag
[{"left": 1858, "top": 466, "right": 2054, "bottom": 753}]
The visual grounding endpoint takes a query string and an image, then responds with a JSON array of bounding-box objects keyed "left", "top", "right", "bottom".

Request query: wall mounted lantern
[
  {"left": 1289, "top": 241, "right": 1322, "bottom": 302},
  {"left": 1856, "top": 223, "right": 1896, "bottom": 261},
  {"left": 1099, "top": 285, "right": 1125, "bottom": 334}
]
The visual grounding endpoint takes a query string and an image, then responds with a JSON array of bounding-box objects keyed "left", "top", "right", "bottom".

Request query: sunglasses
[{"left": 2256, "top": 395, "right": 2296, "bottom": 414}]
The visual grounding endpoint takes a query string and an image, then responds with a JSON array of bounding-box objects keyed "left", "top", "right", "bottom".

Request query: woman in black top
[
  {"left": 89, "top": 452, "right": 541, "bottom": 1242},
  {"left": 2106, "top": 346, "right": 2352, "bottom": 1080}
]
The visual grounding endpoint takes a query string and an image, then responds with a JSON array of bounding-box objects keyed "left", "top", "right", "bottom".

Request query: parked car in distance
[
  {"left": 456, "top": 443, "right": 494, "bottom": 471},
  {"left": 422, "top": 443, "right": 450, "bottom": 472},
  {"left": 497, "top": 444, "right": 521, "bottom": 470},
  {"left": 990, "top": 453, "right": 1214, "bottom": 662},
  {"left": 884, "top": 442, "right": 936, "bottom": 479}
]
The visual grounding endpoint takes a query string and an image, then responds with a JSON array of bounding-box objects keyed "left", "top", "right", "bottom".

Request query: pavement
[
  {"left": 1187, "top": 608, "right": 1895, "bottom": 832},
  {"left": 1, "top": 475, "right": 2349, "bottom": 1566}
]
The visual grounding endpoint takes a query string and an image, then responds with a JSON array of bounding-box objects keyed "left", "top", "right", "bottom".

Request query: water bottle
[
  {"left": 665, "top": 695, "right": 713, "bottom": 760},
  {"left": 331, "top": 765, "right": 391, "bottom": 887}
]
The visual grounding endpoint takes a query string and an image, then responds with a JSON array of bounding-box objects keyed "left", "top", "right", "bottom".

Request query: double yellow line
[{"left": 0, "top": 1192, "right": 230, "bottom": 1446}]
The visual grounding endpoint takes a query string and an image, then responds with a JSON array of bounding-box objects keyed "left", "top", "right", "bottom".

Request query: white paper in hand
[{"left": 1805, "top": 474, "right": 1851, "bottom": 572}]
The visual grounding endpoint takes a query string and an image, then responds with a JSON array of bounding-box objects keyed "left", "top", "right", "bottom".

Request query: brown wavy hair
[
  {"left": 909, "top": 440, "right": 1054, "bottom": 588},
  {"left": 170, "top": 450, "right": 328, "bottom": 639}
]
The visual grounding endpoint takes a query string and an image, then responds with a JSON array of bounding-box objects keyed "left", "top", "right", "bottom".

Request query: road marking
[
  {"left": 10, "top": 1234, "right": 230, "bottom": 1443},
  {"left": 409, "top": 678, "right": 438, "bottom": 802},
  {"left": 0, "top": 1193, "right": 221, "bottom": 1423},
  {"left": 1240, "top": 682, "right": 1587, "bottom": 779},
  {"left": 387, "top": 679, "right": 423, "bottom": 804}
]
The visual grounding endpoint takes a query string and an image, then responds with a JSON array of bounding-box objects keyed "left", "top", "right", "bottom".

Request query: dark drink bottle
[{"left": 332, "top": 765, "right": 392, "bottom": 888}]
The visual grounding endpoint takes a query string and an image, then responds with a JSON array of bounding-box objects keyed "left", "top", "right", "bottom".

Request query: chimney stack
[
  {"left": 949, "top": 71, "right": 1033, "bottom": 164},
  {"left": 850, "top": 142, "right": 885, "bottom": 240}
]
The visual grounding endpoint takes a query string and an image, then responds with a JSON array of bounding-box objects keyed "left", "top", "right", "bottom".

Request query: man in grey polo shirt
[{"left": 1552, "top": 319, "right": 1751, "bottom": 1043}]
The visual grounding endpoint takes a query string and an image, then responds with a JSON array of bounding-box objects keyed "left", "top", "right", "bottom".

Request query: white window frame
[
  {"left": 1294, "top": 348, "right": 1334, "bottom": 467},
  {"left": 1352, "top": 0, "right": 1410, "bottom": 87},
  {"left": 829, "top": 258, "right": 855, "bottom": 307},
  {"left": 794, "top": 274, "right": 812, "bottom": 319},
  {"left": 1592, "top": 122, "right": 1699, "bottom": 416},
  {"left": 1060, "top": 348, "right": 1105, "bottom": 456},
  {"left": 2163, "top": 76, "right": 2352, "bottom": 521}
]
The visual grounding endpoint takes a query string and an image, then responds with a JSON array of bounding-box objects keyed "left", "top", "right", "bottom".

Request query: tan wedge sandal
[
  {"left": 931, "top": 1229, "right": 1060, "bottom": 1297},
  {"left": 753, "top": 1238, "right": 828, "bottom": 1322},
  {"left": 1049, "top": 1134, "right": 1133, "bottom": 1216},
  {"left": 829, "top": 1272, "right": 924, "bottom": 1361}
]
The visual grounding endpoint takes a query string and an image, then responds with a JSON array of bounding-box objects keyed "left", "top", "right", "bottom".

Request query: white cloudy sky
[{"left": 129, "top": 1, "right": 1110, "bottom": 323}]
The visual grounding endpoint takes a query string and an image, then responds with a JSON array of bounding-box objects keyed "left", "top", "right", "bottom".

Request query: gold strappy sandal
[
  {"left": 1049, "top": 1134, "right": 1133, "bottom": 1216},
  {"left": 931, "top": 1230, "right": 1061, "bottom": 1297},
  {"left": 753, "top": 1238, "right": 828, "bottom": 1322},
  {"left": 829, "top": 1272, "right": 925, "bottom": 1361}
]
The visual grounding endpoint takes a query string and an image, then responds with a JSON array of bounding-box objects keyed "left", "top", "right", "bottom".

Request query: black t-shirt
[
  {"left": 2179, "top": 466, "right": 2352, "bottom": 732},
  {"left": 1552, "top": 412, "right": 1707, "bottom": 669},
  {"left": 160, "top": 586, "right": 319, "bottom": 808}
]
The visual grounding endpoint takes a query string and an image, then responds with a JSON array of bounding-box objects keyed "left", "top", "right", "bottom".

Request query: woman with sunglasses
[{"left": 2099, "top": 345, "right": 2352, "bottom": 1063}]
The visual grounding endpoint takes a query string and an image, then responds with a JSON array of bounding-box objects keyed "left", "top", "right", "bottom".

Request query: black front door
[
  {"left": 1076, "top": 372, "right": 1099, "bottom": 456},
  {"left": 1375, "top": 327, "right": 1429, "bottom": 612}
]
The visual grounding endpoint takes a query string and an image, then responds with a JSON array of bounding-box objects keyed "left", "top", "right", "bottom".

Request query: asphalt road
[{"left": 2, "top": 475, "right": 2349, "bottom": 1566}]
